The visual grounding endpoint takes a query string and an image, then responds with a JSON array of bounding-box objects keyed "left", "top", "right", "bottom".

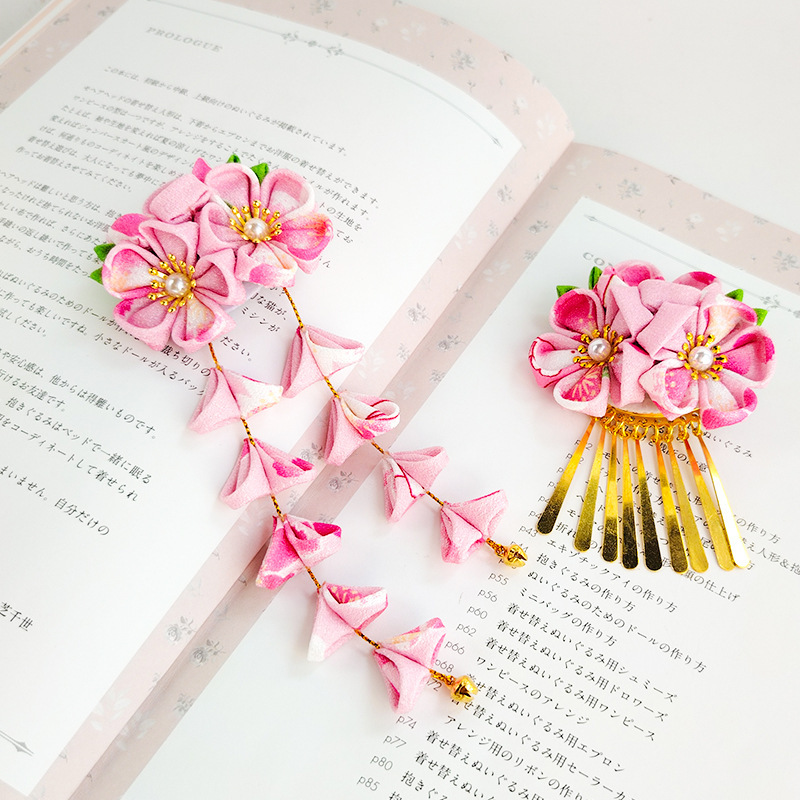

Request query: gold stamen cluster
[
  {"left": 573, "top": 325, "right": 624, "bottom": 369},
  {"left": 229, "top": 200, "right": 282, "bottom": 242},
  {"left": 678, "top": 332, "right": 727, "bottom": 380},
  {"left": 148, "top": 253, "right": 196, "bottom": 313}
]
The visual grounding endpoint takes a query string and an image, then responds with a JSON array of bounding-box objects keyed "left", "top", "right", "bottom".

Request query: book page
[
  {"left": 123, "top": 198, "right": 799, "bottom": 799},
  {"left": 0, "top": 0, "right": 523, "bottom": 793}
]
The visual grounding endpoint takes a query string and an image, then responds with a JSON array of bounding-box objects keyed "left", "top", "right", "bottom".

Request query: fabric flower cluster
[
  {"left": 97, "top": 157, "right": 333, "bottom": 352},
  {"left": 529, "top": 261, "right": 775, "bottom": 429}
]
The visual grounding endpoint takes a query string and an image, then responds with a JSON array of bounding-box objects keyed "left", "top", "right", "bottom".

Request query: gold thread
[
  {"left": 354, "top": 629, "right": 381, "bottom": 649},
  {"left": 429, "top": 669, "right": 455, "bottom": 686},
  {"left": 370, "top": 441, "right": 387, "bottom": 456},
  {"left": 282, "top": 287, "right": 305, "bottom": 328},
  {"left": 207, "top": 341, "right": 223, "bottom": 371},
  {"left": 240, "top": 417, "right": 256, "bottom": 446},
  {"left": 270, "top": 494, "right": 285, "bottom": 520},
  {"left": 323, "top": 375, "right": 340, "bottom": 399},
  {"left": 304, "top": 565, "right": 322, "bottom": 591}
]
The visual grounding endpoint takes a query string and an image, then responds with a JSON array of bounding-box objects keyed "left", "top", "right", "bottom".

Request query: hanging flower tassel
[
  {"left": 324, "top": 391, "right": 400, "bottom": 465},
  {"left": 189, "top": 363, "right": 283, "bottom": 433},
  {"left": 256, "top": 515, "right": 342, "bottom": 590},
  {"left": 381, "top": 447, "right": 449, "bottom": 521},
  {"left": 281, "top": 324, "right": 365, "bottom": 398},
  {"left": 220, "top": 436, "right": 315, "bottom": 509},
  {"left": 307, "top": 583, "right": 388, "bottom": 661},
  {"left": 373, "top": 619, "right": 447, "bottom": 713},
  {"left": 440, "top": 491, "right": 509, "bottom": 563}
]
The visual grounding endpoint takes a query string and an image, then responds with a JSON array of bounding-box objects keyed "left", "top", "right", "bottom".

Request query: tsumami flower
[
  {"left": 197, "top": 163, "right": 333, "bottom": 287},
  {"left": 102, "top": 219, "right": 245, "bottom": 352},
  {"left": 638, "top": 275, "right": 775, "bottom": 428},
  {"left": 529, "top": 262, "right": 657, "bottom": 416}
]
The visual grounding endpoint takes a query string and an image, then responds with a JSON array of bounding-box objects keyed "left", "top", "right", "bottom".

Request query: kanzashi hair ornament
[
  {"left": 529, "top": 261, "right": 775, "bottom": 573},
  {"left": 93, "top": 155, "right": 524, "bottom": 710}
]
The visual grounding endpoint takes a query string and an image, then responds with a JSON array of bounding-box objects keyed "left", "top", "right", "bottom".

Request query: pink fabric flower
[
  {"left": 638, "top": 281, "right": 775, "bottom": 428},
  {"left": 102, "top": 219, "right": 245, "bottom": 352},
  {"left": 197, "top": 163, "right": 333, "bottom": 287},
  {"left": 324, "top": 391, "right": 400, "bottom": 465},
  {"left": 281, "top": 325, "right": 365, "bottom": 398},
  {"left": 220, "top": 438, "right": 315, "bottom": 508},
  {"left": 308, "top": 583, "right": 388, "bottom": 661},
  {"left": 381, "top": 447, "right": 449, "bottom": 521},
  {"left": 189, "top": 366, "right": 283, "bottom": 433},
  {"left": 373, "top": 619, "right": 446, "bottom": 713},
  {"left": 440, "top": 490, "right": 507, "bottom": 563},
  {"left": 530, "top": 263, "right": 657, "bottom": 416},
  {"left": 256, "top": 515, "right": 342, "bottom": 590}
]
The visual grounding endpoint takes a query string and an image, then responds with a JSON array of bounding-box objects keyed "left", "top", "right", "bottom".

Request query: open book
[{"left": 0, "top": 1, "right": 797, "bottom": 798}]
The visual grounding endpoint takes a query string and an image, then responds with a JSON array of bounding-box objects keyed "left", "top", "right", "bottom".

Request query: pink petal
[
  {"left": 103, "top": 245, "right": 159, "bottom": 297},
  {"left": 381, "top": 447, "right": 449, "bottom": 521},
  {"left": 220, "top": 438, "right": 315, "bottom": 509},
  {"left": 552, "top": 365, "right": 610, "bottom": 416},
  {"left": 636, "top": 301, "right": 698, "bottom": 359},
  {"left": 596, "top": 261, "right": 663, "bottom": 297},
  {"left": 307, "top": 583, "right": 387, "bottom": 661},
  {"left": 113, "top": 292, "right": 174, "bottom": 351},
  {"left": 281, "top": 325, "right": 365, "bottom": 398},
  {"left": 203, "top": 163, "right": 259, "bottom": 210},
  {"left": 528, "top": 332, "right": 582, "bottom": 389},
  {"left": 193, "top": 248, "right": 246, "bottom": 306},
  {"left": 189, "top": 367, "right": 282, "bottom": 433},
  {"left": 168, "top": 296, "right": 233, "bottom": 353},
  {"left": 551, "top": 289, "right": 603, "bottom": 337},
  {"left": 324, "top": 392, "right": 400, "bottom": 466},
  {"left": 259, "top": 168, "right": 315, "bottom": 221},
  {"left": 373, "top": 619, "right": 446, "bottom": 713},
  {"left": 440, "top": 490, "right": 507, "bottom": 563},
  {"left": 639, "top": 360, "right": 698, "bottom": 420},
  {"left": 608, "top": 342, "right": 652, "bottom": 408},
  {"left": 604, "top": 277, "right": 653, "bottom": 339},
  {"left": 721, "top": 329, "right": 775, "bottom": 384},
  {"left": 143, "top": 173, "right": 212, "bottom": 224},
  {"left": 109, "top": 213, "right": 151, "bottom": 246},
  {"left": 256, "top": 514, "right": 341, "bottom": 590},
  {"left": 235, "top": 241, "right": 299, "bottom": 287},
  {"left": 277, "top": 212, "right": 333, "bottom": 270}
]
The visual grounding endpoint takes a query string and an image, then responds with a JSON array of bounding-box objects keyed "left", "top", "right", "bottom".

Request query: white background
[{"left": 5, "top": 0, "right": 798, "bottom": 233}]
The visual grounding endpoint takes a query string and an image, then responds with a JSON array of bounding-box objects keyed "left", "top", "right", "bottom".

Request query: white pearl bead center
[
  {"left": 587, "top": 337, "right": 612, "bottom": 362},
  {"left": 164, "top": 272, "right": 190, "bottom": 298},
  {"left": 243, "top": 217, "right": 269, "bottom": 241},
  {"left": 687, "top": 345, "right": 715, "bottom": 372}
]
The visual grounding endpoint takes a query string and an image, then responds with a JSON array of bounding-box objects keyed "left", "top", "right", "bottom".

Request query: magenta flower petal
[
  {"left": 256, "top": 515, "right": 342, "bottom": 590},
  {"left": 220, "top": 438, "right": 315, "bottom": 509},
  {"left": 381, "top": 447, "right": 449, "bottom": 521},
  {"left": 440, "top": 490, "right": 507, "bottom": 563},
  {"left": 281, "top": 325, "right": 365, "bottom": 398},
  {"left": 373, "top": 619, "right": 446, "bottom": 713},
  {"left": 189, "top": 367, "right": 282, "bottom": 433},
  {"left": 308, "top": 583, "right": 388, "bottom": 661},
  {"left": 551, "top": 289, "right": 604, "bottom": 337}
]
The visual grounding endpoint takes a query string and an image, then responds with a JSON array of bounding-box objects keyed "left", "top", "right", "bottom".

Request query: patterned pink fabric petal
[
  {"left": 550, "top": 289, "right": 604, "bottom": 337},
  {"left": 281, "top": 325, "right": 365, "bottom": 398},
  {"left": 278, "top": 212, "right": 334, "bottom": 271},
  {"left": 324, "top": 392, "right": 401, "bottom": 466},
  {"left": 113, "top": 291, "right": 174, "bottom": 351},
  {"left": 440, "top": 490, "right": 508, "bottom": 563},
  {"left": 639, "top": 359, "right": 698, "bottom": 420},
  {"left": 235, "top": 241, "right": 299, "bottom": 287},
  {"left": 108, "top": 213, "right": 151, "bottom": 246},
  {"left": 188, "top": 367, "right": 283, "bottom": 433},
  {"left": 168, "top": 296, "right": 234, "bottom": 353},
  {"left": 636, "top": 301, "right": 699, "bottom": 360},
  {"left": 381, "top": 447, "right": 449, "bottom": 522},
  {"left": 256, "top": 515, "right": 342, "bottom": 590},
  {"left": 220, "top": 438, "right": 315, "bottom": 509},
  {"left": 552, "top": 364, "right": 610, "bottom": 417},
  {"left": 528, "top": 332, "right": 582, "bottom": 389},
  {"left": 193, "top": 249, "right": 246, "bottom": 307},
  {"left": 595, "top": 260, "right": 664, "bottom": 298},
  {"left": 103, "top": 245, "right": 159, "bottom": 298},
  {"left": 308, "top": 583, "right": 388, "bottom": 661},
  {"left": 373, "top": 619, "right": 446, "bottom": 713}
]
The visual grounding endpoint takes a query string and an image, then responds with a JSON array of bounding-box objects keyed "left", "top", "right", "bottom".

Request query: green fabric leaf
[
  {"left": 556, "top": 284, "right": 577, "bottom": 297},
  {"left": 227, "top": 153, "right": 241, "bottom": 163},
  {"left": 588, "top": 266, "right": 602, "bottom": 289},
  {"left": 725, "top": 288, "right": 744, "bottom": 301},
  {"left": 754, "top": 308, "right": 768, "bottom": 325},
  {"left": 88, "top": 267, "right": 104, "bottom": 284},
  {"left": 250, "top": 162, "right": 269, "bottom": 183},
  {"left": 94, "top": 242, "right": 114, "bottom": 261}
]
